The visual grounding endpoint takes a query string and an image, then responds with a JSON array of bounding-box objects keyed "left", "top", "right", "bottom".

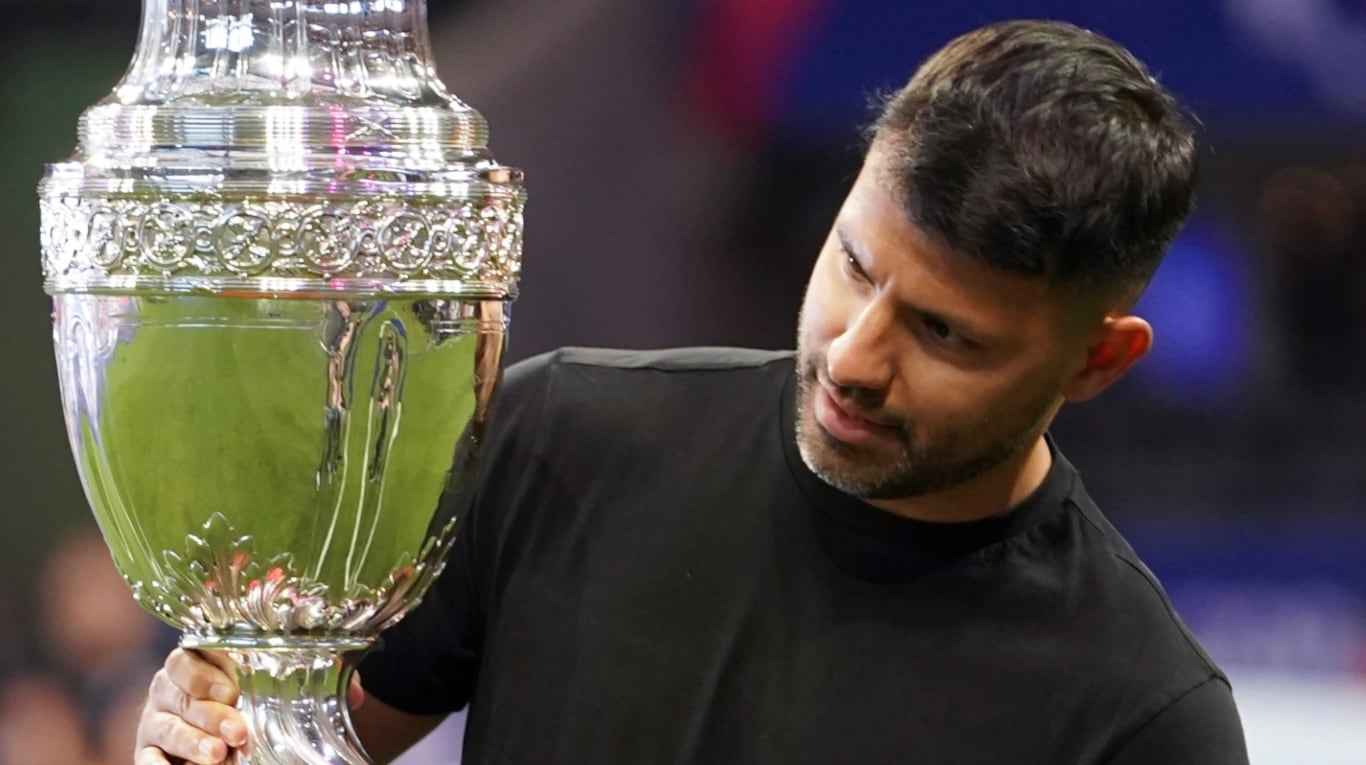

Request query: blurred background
[{"left": 2, "top": 0, "right": 1364, "bottom": 762}]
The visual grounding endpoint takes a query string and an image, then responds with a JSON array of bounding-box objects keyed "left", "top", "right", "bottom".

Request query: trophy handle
[{"left": 203, "top": 641, "right": 374, "bottom": 765}]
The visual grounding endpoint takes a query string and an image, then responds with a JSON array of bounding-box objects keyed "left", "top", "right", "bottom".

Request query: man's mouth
[{"left": 814, "top": 386, "right": 901, "bottom": 445}]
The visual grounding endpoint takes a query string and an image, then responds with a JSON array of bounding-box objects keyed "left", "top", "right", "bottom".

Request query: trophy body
[{"left": 40, "top": 2, "right": 523, "bottom": 762}]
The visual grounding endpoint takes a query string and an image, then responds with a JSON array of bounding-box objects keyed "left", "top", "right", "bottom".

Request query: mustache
[{"left": 801, "top": 354, "right": 909, "bottom": 431}]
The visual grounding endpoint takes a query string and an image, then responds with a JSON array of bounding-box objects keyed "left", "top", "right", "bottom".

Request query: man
[{"left": 136, "top": 20, "right": 1249, "bottom": 764}]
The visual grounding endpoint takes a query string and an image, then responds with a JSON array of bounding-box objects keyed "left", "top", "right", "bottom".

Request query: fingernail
[
  {"left": 210, "top": 683, "right": 234, "bottom": 703},
  {"left": 221, "top": 718, "right": 247, "bottom": 745},
  {"left": 199, "top": 738, "right": 220, "bottom": 758}
]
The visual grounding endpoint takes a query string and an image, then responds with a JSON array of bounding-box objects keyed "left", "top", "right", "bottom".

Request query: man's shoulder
[
  {"left": 1044, "top": 482, "right": 1232, "bottom": 719},
  {"left": 501, "top": 346, "right": 793, "bottom": 408},
  {"left": 1064, "top": 489, "right": 1208, "bottom": 655},
  {"left": 985, "top": 478, "right": 1242, "bottom": 759},
  {"left": 509, "top": 346, "right": 795, "bottom": 380},
  {"left": 1068, "top": 516, "right": 1248, "bottom": 761},
  {"left": 493, "top": 346, "right": 794, "bottom": 439}
]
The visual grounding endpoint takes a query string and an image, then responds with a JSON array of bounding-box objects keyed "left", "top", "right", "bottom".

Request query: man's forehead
[
  {"left": 844, "top": 145, "right": 947, "bottom": 261},
  {"left": 862, "top": 138, "right": 909, "bottom": 196},
  {"left": 839, "top": 154, "right": 1072, "bottom": 332}
]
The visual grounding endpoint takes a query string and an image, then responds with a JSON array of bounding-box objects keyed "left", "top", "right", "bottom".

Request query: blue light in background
[
  {"left": 1130, "top": 217, "right": 1257, "bottom": 403},
  {"left": 771, "top": 0, "right": 1347, "bottom": 142}
]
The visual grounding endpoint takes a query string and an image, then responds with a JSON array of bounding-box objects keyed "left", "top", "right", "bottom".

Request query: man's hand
[
  {"left": 136, "top": 648, "right": 246, "bottom": 765},
  {"left": 134, "top": 648, "right": 366, "bottom": 765}
]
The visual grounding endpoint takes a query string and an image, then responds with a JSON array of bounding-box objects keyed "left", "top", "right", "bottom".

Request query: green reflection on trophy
[{"left": 40, "top": 2, "right": 523, "bottom": 763}]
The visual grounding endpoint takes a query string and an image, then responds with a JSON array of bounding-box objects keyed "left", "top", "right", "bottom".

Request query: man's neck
[{"left": 863, "top": 435, "right": 1053, "bottom": 524}]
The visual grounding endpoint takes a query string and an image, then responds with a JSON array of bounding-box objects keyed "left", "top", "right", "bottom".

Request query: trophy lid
[{"left": 40, "top": 0, "right": 525, "bottom": 298}]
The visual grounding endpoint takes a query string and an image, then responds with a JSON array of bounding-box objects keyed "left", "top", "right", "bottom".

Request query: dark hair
[{"left": 872, "top": 20, "right": 1198, "bottom": 305}]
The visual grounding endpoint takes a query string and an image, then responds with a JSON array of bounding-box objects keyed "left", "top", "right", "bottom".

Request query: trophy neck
[
  {"left": 39, "top": 0, "right": 526, "bottom": 297},
  {"left": 70, "top": 0, "right": 489, "bottom": 171},
  {"left": 212, "top": 641, "right": 373, "bottom": 765},
  {"left": 119, "top": 0, "right": 446, "bottom": 106}
]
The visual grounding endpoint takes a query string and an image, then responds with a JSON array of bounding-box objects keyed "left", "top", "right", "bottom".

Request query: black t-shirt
[{"left": 361, "top": 347, "right": 1248, "bottom": 764}]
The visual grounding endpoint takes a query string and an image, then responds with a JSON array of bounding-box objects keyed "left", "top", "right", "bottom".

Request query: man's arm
[
  {"left": 351, "top": 694, "right": 448, "bottom": 765},
  {"left": 1103, "top": 677, "right": 1249, "bottom": 765}
]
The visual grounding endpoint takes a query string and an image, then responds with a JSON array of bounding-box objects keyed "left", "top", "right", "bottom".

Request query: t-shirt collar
[{"left": 777, "top": 359, "right": 1076, "bottom": 581}]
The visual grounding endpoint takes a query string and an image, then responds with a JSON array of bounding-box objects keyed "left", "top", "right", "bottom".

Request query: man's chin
[
  {"left": 807, "top": 460, "right": 917, "bottom": 501},
  {"left": 798, "top": 425, "right": 906, "bottom": 495}
]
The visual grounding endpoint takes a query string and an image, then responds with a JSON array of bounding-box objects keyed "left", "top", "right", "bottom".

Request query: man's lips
[{"left": 814, "top": 386, "right": 900, "bottom": 444}]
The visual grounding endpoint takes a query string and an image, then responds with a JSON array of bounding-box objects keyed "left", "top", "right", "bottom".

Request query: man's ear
[{"left": 1063, "top": 315, "right": 1152, "bottom": 402}]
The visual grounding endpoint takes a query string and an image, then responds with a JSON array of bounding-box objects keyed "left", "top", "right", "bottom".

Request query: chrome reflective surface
[
  {"left": 55, "top": 294, "right": 504, "bottom": 763},
  {"left": 40, "top": 2, "right": 522, "bottom": 762}
]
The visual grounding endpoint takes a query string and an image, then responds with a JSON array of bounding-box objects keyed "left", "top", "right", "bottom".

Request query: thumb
[{"left": 348, "top": 672, "right": 366, "bottom": 710}]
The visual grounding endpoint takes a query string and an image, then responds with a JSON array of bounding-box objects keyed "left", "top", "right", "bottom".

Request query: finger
[
  {"left": 142, "top": 709, "right": 232, "bottom": 765},
  {"left": 196, "top": 648, "right": 239, "bottom": 678},
  {"left": 166, "top": 647, "right": 239, "bottom": 705},
  {"left": 134, "top": 745, "right": 174, "bottom": 765},
  {"left": 348, "top": 672, "right": 365, "bottom": 710},
  {"left": 147, "top": 670, "right": 249, "bottom": 748}
]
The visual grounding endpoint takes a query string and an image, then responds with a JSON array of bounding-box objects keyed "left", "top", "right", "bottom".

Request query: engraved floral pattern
[
  {"left": 141, "top": 512, "right": 454, "bottom": 637},
  {"left": 40, "top": 196, "right": 524, "bottom": 289}
]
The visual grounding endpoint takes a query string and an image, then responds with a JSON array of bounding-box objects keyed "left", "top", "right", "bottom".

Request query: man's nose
[{"left": 825, "top": 299, "right": 895, "bottom": 392}]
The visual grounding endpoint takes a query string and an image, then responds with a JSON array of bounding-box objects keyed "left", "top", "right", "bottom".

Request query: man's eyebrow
[
  {"left": 839, "top": 225, "right": 994, "bottom": 342},
  {"left": 836, "top": 227, "right": 861, "bottom": 262}
]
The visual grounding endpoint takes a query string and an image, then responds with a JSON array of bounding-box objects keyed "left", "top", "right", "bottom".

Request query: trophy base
[{"left": 181, "top": 635, "right": 375, "bottom": 765}]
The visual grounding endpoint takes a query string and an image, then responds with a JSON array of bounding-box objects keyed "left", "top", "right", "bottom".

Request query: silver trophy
[{"left": 39, "top": 2, "right": 523, "bottom": 762}]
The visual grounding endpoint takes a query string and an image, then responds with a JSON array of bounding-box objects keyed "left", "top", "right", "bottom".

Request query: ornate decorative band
[{"left": 40, "top": 195, "right": 524, "bottom": 293}]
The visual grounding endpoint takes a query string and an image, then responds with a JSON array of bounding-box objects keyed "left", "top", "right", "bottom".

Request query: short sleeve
[
  {"left": 357, "top": 351, "right": 556, "bottom": 715},
  {"left": 358, "top": 511, "right": 482, "bottom": 714},
  {"left": 1104, "top": 677, "right": 1249, "bottom": 765}
]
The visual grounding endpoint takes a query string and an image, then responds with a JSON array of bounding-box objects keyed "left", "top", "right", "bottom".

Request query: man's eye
[
  {"left": 925, "top": 317, "right": 954, "bottom": 341},
  {"left": 843, "top": 250, "right": 869, "bottom": 281},
  {"left": 922, "top": 316, "right": 974, "bottom": 350}
]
